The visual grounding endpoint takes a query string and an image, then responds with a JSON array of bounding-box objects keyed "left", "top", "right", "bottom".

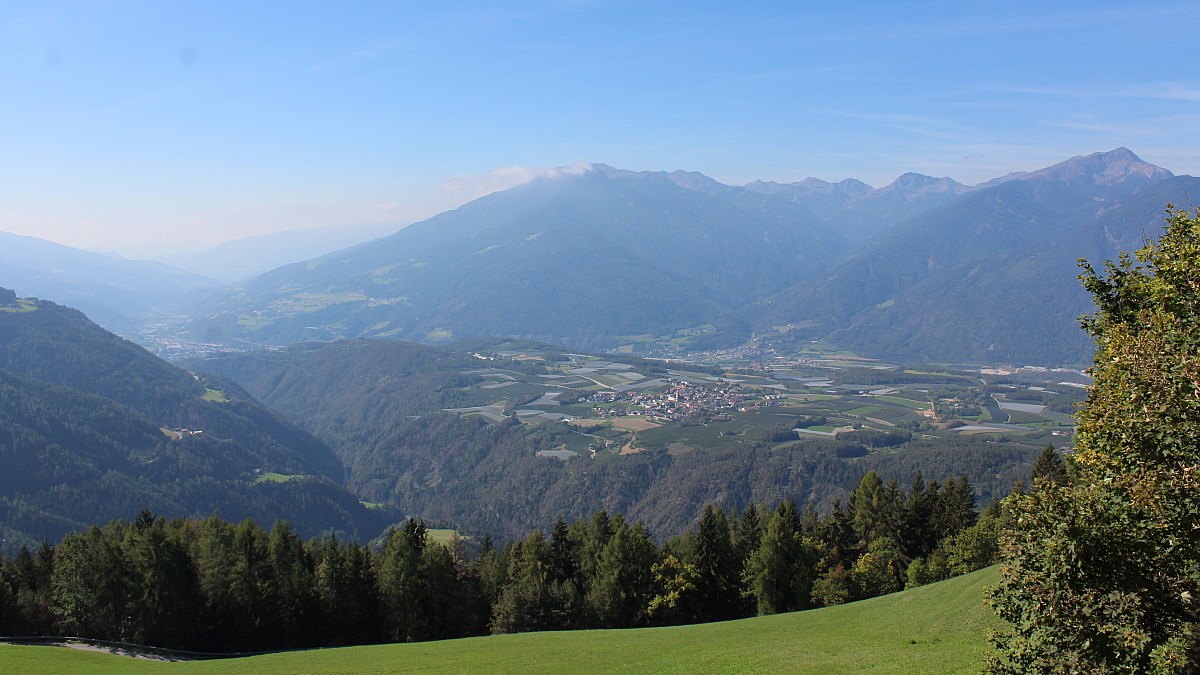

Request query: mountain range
[{"left": 176, "top": 148, "right": 1191, "bottom": 365}]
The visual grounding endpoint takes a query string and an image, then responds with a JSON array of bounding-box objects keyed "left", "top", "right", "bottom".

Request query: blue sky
[{"left": 2, "top": 1, "right": 1198, "bottom": 250}]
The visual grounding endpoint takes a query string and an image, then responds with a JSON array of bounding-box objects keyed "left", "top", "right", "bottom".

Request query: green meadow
[{"left": 0, "top": 566, "right": 998, "bottom": 674}]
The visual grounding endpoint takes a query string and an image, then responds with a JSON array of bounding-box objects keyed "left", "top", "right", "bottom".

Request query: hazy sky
[{"left": 3, "top": 1, "right": 1199, "bottom": 251}]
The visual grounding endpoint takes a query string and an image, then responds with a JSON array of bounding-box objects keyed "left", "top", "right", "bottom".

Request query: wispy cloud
[
  {"left": 822, "top": 110, "right": 969, "bottom": 143},
  {"left": 434, "top": 162, "right": 593, "bottom": 201},
  {"left": 988, "top": 83, "right": 1200, "bottom": 102}
]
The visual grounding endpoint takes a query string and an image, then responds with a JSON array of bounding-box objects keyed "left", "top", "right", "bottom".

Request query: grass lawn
[{"left": 0, "top": 566, "right": 999, "bottom": 674}]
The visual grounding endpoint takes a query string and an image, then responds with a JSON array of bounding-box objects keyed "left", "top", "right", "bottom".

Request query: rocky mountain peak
[{"left": 987, "top": 148, "right": 1173, "bottom": 189}]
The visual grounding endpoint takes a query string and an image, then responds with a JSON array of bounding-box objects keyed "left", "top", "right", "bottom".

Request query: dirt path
[{"left": 4, "top": 640, "right": 190, "bottom": 662}]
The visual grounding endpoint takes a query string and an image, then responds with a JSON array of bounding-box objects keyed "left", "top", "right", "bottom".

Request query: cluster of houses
[{"left": 585, "top": 380, "right": 780, "bottom": 423}]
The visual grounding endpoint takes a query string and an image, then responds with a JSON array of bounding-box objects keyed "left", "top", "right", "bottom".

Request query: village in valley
[{"left": 440, "top": 344, "right": 1088, "bottom": 463}]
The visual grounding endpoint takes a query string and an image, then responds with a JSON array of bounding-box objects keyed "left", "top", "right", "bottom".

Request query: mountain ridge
[{"left": 173, "top": 149, "right": 1187, "bottom": 365}]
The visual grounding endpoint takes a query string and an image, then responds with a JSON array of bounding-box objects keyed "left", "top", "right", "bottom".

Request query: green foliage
[
  {"left": 747, "top": 500, "right": 812, "bottom": 615},
  {"left": 850, "top": 542, "right": 902, "bottom": 599},
  {"left": 585, "top": 520, "right": 657, "bottom": 627},
  {"left": 647, "top": 554, "right": 698, "bottom": 625},
  {"left": 1029, "top": 444, "right": 1070, "bottom": 489},
  {"left": 988, "top": 206, "right": 1200, "bottom": 673},
  {"left": 811, "top": 564, "right": 853, "bottom": 607}
]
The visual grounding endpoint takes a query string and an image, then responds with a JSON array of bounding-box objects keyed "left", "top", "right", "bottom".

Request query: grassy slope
[{"left": 0, "top": 566, "right": 998, "bottom": 674}]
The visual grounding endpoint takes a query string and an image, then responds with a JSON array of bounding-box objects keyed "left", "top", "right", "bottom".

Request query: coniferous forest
[{"left": 0, "top": 467, "right": 1004, "bottom": 653}]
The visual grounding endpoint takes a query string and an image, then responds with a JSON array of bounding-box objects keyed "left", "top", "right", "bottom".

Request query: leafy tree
[
  {"left": 50, "top": 526, "right": 127, "bottom": 639},
  {"left": 647, "top": 554, "right": 698, "bottom": 626},
  {"left": 905, "top": 549, "right": 950, "bottom": 589},
  {"left": 942, "top": 509, "right": 1001, "bottom": 576},
  {"left": 810, "top": 564, "right": 852, "bottom": 607},
  {"left": 989, "top": 207, "right": 1200, "bottom": 673},
  {"left": 850, "top": 544, "right": 901, "bottom": 599}
]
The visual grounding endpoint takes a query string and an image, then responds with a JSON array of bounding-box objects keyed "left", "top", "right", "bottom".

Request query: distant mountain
[
  {"left": 0, "top": 231, "right": 217, "bottom": 330},
  {"left": 760, "top": 149, "right": 1188, "bottom": 365},
  {"left": 0, "top": 288, "right": 389, "bottom": 550},
  {"left": 175, "top": 148, "right": 1189, "bottom": 365},
  {"left": 157, "top": 221, "right": 404, "bottom": 282},
  {"left": 184, "top": 165, "right": 848, "bottom": 351}
]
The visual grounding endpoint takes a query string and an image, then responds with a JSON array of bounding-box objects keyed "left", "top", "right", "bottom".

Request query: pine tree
[
  {"left": 1030, "top": 444, "right": 1069, "bottom": 488},
  {"left": 586, "top": 521, "right": 657, "bottom": 627},
  {"left": 125, "top": 513, "right": 200, "bottom": 648},
  {"left": 747, "top": 500, "right": 811, "bottom": 614},
  {"left": 378, "top": 518, "right": 429, "bottom": 642},
  {"left": 690, "top": 504, "right": 742, "bottom": 622}
]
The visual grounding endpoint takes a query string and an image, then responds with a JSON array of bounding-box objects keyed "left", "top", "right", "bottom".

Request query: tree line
[{"left": 0, "top": 468, "right": 1004, "bottom": 653}]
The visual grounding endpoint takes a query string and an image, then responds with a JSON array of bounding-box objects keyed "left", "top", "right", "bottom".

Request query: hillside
[
  {"left": 183, "top": 164, "right": 847, "bottom": 351},
  {"left": 0, "top": 288, "right": 389, "bottom": 550},
  {"left": 0, "top": 566, "right": 999, "bottom": 674}
]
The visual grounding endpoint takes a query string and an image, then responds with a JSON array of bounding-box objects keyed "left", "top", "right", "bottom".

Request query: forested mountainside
[
  {"left": 194, "top": 338, "right": 1048, "bottom": 539},
  {"left": 178, "top": 149, "right": 1190, "bottom": 366},
  {"left": 0, "top": 288, "right": 390, "bottom": 551}
]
